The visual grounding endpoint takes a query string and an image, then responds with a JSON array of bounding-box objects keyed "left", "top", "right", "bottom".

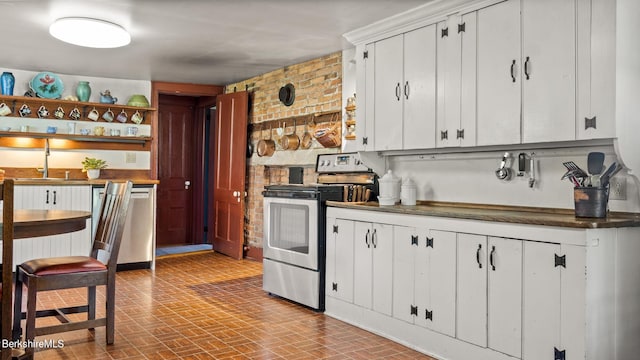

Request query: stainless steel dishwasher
[{"left": 92, "top": 184, "right": 157, "bottom": 270}]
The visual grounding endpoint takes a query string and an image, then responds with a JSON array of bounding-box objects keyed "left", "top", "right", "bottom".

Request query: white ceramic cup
[
  {"left": 0, "top": 102, "right": 11, "bottom": 116},
  {"left": 102, "top": 109, "right": 115, "bottom": 122},
  {"left": 87, "top": 108, "right": 100, "bottom": 121}
]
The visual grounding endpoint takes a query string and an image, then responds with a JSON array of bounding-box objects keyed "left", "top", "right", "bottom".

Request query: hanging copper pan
[
  {"left": 256, "top": 125, "right": 275, "bottom": 157},
  {"left": 280, "top": 119, "right": 300, "bottom": 150},
  {"left": 300, "top": 118, "right": 313, "bottom": 149}
]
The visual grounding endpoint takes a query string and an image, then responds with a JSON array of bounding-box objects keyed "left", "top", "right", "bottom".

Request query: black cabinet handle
[
  {"left": 53, "top": 190, "right": 57, "bottom": 205},
  {"left": 476, "top": 244, "right": 482, "bottom": 269},
  {"left": 404, "top": 81, "right": 410, "bottom": 100},
  {"left": 395, "top": 83, "right": 401, "bottom": 101},
  {"left": 365, "top": 229, "right": 370, "bottom": 248},
  {"left": 490, "top": 245, "right": 496, "bottom": 271},
  {"left": 372, "top": 229, "right": 378, "bottom": 249},
  {"left": 45, "top": 190, "right": 50, "bottom": 204},
  {"left": 510, "top": 60, "right": 516, "bottom": 83},
  {"left": 524, "top": 56, "right": 530, "bottom": 80}
]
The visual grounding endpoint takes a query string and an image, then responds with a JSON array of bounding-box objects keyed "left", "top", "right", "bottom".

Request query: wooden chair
[
  {"left": 1, "top": 179, "right": 15, "bottom": 360},
  {"left": 12, "top": 181, "right": 132, "bottom": 358}
]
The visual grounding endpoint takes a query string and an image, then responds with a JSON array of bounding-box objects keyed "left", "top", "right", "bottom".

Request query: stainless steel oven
[{"left": 262, "top": 153, "right": 376, "bottom": 311}]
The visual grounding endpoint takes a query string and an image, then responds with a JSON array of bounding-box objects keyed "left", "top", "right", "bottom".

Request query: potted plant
[{"left": 81, "top": 157, "right": 107, "bottom": 179}]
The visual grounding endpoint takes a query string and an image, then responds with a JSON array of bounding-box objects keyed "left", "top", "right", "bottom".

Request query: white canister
[
  {"left": 401, "top": 178, "right": 417, "bottom": 206},
  {"left": 379, "top": 170, "right": 401, "bottom": 201}
]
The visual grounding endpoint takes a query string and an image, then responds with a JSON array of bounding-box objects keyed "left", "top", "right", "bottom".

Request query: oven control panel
[{"left": 316, "top": 153, "right": 371, "bottom": 174}]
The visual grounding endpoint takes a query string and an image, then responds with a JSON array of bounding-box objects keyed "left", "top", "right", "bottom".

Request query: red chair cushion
[{"left": 21, "top": 256, "right": 106, "bottom": 276}]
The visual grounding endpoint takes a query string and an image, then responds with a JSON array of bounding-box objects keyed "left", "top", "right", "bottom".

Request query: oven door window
[
  {"left": 263, "top": 197, "right": 318, "bottom": 270},
  {"left": 269, "top": 203, "right": 309, "bottom": 253}
]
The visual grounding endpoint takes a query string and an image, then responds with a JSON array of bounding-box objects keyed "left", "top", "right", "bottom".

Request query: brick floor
[{"left": 12, "top": 252, "right": 434, "bottom": 359}]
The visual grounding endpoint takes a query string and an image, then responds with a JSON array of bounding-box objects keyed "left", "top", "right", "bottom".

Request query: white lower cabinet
[
  {"left": 325, "top": 217, "right": 354, "bottom": 303},
  {"left": 393, "top": 226, "right": 456, "bottom": 336},
  {"left": 353, "top": 221, "right": 393, "bottom": 315},
  {"left": 457, "top": 234, "right": 523, "bottom": 358},
  {"left": 325, "top": 207, "right": 639, "bottom": 359},
  {"left": 12, "top": 185, "right": 92, "bottom": 266}
]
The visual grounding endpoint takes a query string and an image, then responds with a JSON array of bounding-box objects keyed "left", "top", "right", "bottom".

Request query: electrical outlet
[
  {"left": 125, "top": 152, "right": 136, "bottom": 164},
  {"left": 609, "top": 177, "right": 627, "bottom": 200}
]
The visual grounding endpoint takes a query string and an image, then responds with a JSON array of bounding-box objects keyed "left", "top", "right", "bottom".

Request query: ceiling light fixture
[{"left": 49, "top": 17, "right": 131, "bottom": 48}]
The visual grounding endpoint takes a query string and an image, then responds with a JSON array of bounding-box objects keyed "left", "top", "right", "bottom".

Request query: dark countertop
[
  {"left": 12, "top": 178, "right": 159, "bottom": 185},
  {"left": 326, "top": 201, "right": 640, "bottom": 229}
]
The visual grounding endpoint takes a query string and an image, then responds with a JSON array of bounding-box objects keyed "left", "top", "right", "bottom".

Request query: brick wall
[{"left": 226, "top": 52, "right": 343, "bottom": 251}]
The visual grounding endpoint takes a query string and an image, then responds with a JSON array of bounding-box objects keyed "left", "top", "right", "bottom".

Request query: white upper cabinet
[
  {"left": 365, "top": 25, "right": 437, "bottom": 151},
  {"left": 476, "top": 0, "right": 522, "bottom": 146},
  {"left": 346, "top": 0, "right": 614, "bottom": 151},
  {"left": 403, "top": 25, "right": 437, "bottom": 150},
  {"left": 521, "top": 0, "right": 576, "bottom": 143}
]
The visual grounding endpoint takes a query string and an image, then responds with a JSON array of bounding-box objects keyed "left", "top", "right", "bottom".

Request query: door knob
[
  {"left": 233, "top": 191, "right": 239, "bottom": 196},
  {"left": 185, "top": 180, "right": 191, "bottom": 189}
]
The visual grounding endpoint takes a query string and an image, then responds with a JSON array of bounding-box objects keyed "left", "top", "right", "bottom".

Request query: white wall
[
  {"left": 381, "top": 144, "right": 639, "bottom": 213},
  {"left": 0, "top": 67, "right": 151, "bottom": 171}
]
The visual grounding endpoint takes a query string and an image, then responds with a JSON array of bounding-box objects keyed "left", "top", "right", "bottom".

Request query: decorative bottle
[
  {"left": 76, "top": 81, "right": 91, "bottom": 102},
  {"left": 1, "top": 72, "right": 15, "bottom": 95}
]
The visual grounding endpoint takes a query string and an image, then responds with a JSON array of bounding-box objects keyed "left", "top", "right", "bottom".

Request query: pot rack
[{"left": 247, "top": 110, "right": 340, "bottom": 133}]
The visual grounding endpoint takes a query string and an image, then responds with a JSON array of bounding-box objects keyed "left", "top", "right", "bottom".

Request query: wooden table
[{"left": 1, "top": 209, "right": 91, "bottom": 360}]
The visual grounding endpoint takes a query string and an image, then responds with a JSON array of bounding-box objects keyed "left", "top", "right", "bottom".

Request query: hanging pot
[
  {"left": 280, "top": 119, "right": 300, "bottom": 150},
  {"left": 256, "top": 125, "right": 276, "bottom": 157},
  {"left": 300, "top": 118, "right": 313, "bottom": 149}
]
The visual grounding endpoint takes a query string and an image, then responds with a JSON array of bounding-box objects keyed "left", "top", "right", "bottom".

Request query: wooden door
[
  {"left": 476, "top": 0, "right": 521, "bottom": 146},
  {"left": 211, "top": 91, "right": 248, "bottom": 259},
  {"left": 157, "top": 94, "right": 196, "bottom": 246}
]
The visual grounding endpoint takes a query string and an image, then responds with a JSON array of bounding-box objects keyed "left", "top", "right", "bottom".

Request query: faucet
[{"left": 37, "top": 138, "right": 50, "bottom": 178}]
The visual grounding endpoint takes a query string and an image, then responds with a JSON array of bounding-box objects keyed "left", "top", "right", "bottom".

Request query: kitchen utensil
[
  {"left": 600, "top": 163, "right": 622, "bottom": 188},
  {"left": 256, "top": 125, "right": 275, "bottom": 157},
  {"left": 495, "top": 152, "right": 512, "bottom": 180},
  {"left": 300, "top": 119, "right": 313, "bottom": 149},
  {"left": 280, "top": 119, "right": 300, "bottom": 150},
  {"left": 587, "top": 152, "right": 605, "bottom": 186},
  {"left": 562, "top": 161, "right": 588, "bottom": 178}
]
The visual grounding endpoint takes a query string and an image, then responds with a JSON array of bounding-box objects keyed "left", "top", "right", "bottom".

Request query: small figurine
[{"left": 100, "top": 90, "right": 118, "bottom": 104}]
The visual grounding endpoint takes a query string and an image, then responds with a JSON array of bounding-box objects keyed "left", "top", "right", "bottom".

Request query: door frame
[{"left": 151, "top": 82, "right": 224, "bottom": 244}]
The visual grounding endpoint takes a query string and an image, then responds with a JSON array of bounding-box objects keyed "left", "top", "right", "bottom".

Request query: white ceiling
[{"left": 0, "top": 0, "right": 431, "bottom": 86}]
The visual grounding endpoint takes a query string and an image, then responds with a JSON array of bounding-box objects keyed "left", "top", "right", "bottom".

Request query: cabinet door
[
  {"left": 523, "top": 241, "right": 561, "bottom": 360},
  {"left": 353, "top": 221, "right": 373, "bottom": 309},
  {"left": 476, "top": 0, "right": 521, "bottom": 146},
  {"left": 403, "top": 25, "right": 437, "bottom": 150},
  {"left": 460, "top": 11, "right": 477, "bottom": 147},
  {"left": 521, "top": 0, "right": 576, "bottom": 143},
  {"left": 326, "top": 218, "right": 355, "bottom": 303},
  {"left": 374, "top": 34, "right": 404, "bottom": 151},
  {"left": 424, "top": 230, "right": 456, "bottom": 336},
  {"left": 393, "top": 225, "right": 417, "bottom": 323},
  {"left": 436, "top": 17, "right": 462, "bottom": 148},
  {"left": 372, "top": 223, "right": 393, "bottom": 316},
  {"left": 488, "top": 236, "right": 522, "bottom": 358},
  {"left": 457, "top": 233, "right": 488, "bottom": 347},
  {"left": 360, "top": 43, "right": 376, "bottom": 150}
]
